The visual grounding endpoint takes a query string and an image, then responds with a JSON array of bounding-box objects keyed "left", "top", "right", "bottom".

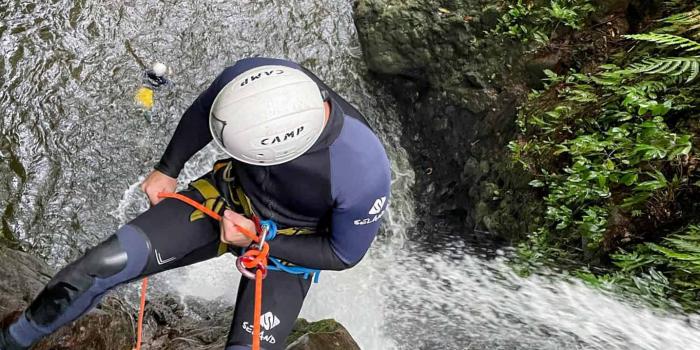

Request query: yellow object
[
  {"left": 135, "top": 87, "right": 154, "bottom": 110},
  {"left": 189, "top": 179, "right": 227, "bottom": 222}
]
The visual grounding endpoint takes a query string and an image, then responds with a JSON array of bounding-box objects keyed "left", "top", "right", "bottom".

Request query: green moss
[
  {"left": 354, "top": 0, "right": 526, "bottom": 108},
  {"left": 286, "top": 318, "right": 342, "bottom": 346},
  {"left": 493, "top": 0, "right": 596, "bottom": 49}
]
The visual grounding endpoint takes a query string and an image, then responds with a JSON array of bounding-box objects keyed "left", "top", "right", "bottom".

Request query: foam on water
[
  {"left": 143, "top": 230, "right": 700, "bottom": 349},
  {"left": 376, "top": 240, "right": 700, "bottom": 350}
]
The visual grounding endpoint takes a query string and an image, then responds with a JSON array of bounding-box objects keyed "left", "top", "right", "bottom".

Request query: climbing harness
[
  {"left": 243, "top": 221, "right": 321, "bottom": 283},
  {"left": 133, "top": 189, "right": 320, "bottom": 350}
]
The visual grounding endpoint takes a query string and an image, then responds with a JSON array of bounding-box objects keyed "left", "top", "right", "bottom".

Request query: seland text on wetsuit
[{"left": 3, "top": 57, "right": 391, "bottom": 350}]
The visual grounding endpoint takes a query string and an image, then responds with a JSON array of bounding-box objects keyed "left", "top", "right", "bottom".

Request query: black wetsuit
[{"left": 2, "top": 58, "right": 391, "bottom": 350}]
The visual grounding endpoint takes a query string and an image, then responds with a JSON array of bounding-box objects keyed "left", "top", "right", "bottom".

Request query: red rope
[{"left": 133, "top": 192, "right": 266, "bottom": 350}]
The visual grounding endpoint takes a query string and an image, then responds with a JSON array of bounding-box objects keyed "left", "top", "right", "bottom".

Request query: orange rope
[
  {"left": 133, "top": 192, "right": 266, "bottom": 350},
  {"left": 254, "top": 269, "right": 263, "bottom": 349},
  {"left": 157, "top": 192, "right": 259, "bottom": 241},
  {"left": 133, "top": 277, "right": 148, "bottom": 350},
  {"left": 241, "top": 242, "right": 270, "bottom": 269},
  {"left": 158, "top": 192, "right": 221, "bottom": 222},
  {"left": 239, "top": 238, "right": 270, "bottom": 350}
]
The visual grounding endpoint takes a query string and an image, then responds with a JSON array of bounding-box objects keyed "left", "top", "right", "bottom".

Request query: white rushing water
[
  {"left": 136, "top": 192, "right": 700, "bottom": 350},
  {"left": 4, "top": 0, "right": 700, "bottom": 348},
  {"left": 115, "top": 168, "right": 700, "bottom": 350}
]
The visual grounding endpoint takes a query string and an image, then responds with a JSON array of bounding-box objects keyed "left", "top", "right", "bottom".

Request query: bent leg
[
  {"left": 5, "top": 189, "right": 222, "bottom": 349},
  {"left": 225, "top": 271, "right": 312, "bottom": 350}
]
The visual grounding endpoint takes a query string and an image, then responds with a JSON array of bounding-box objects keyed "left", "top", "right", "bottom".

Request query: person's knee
[{"left": 26, "top": 225, "right": 151, "bottom": 326}]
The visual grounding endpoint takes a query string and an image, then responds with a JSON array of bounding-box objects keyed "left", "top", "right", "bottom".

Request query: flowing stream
[{"left": 1, "top": 1, "right": 699, "bottom": 349}]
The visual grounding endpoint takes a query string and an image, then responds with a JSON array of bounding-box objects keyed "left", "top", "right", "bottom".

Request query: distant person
[{"left": 0, "top": 57, "right": 391, "bottom": 350}]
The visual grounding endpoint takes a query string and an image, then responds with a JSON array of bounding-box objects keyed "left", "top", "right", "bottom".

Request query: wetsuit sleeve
[
  {"left": 267, "top": 235, "right": 352, "bottom": 271},
  {"left": 154, "top": 72, "right": 227, "bottom": 178},
  {"left": 268, "top": 118, "right": 392, "bottom": 270}
]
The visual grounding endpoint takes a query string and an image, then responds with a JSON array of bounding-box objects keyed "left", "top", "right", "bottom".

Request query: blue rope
[
  {"left": 261, "top": 220, "right": 278, "bottom": 241},
  {"left": 259, "top": 220, "right": 321, "bottom": 283}
]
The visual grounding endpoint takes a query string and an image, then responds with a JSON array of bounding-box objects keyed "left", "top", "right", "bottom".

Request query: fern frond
[
  {"left": 624, "top": 33, "right": 700, "bottom": 53},
  {"left": 659, "top": 8, "right": 700, "bottom": 36},
  {"left": 634, "top": 80, "right": 668, "bottom": 94},
  {"left": 662, "top": 8, "right": 700, "bottom": 27},
  {"left": 629, "top": 57, "right": 700, "bottom": 82}
]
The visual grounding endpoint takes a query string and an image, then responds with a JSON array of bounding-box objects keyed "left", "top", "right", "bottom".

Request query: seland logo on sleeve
[
  {"left": 354, "top": 196, "right": 387, "bottom": 225},
  {"left": 242, "top": 311, "right": 280, "bottom": 344}
]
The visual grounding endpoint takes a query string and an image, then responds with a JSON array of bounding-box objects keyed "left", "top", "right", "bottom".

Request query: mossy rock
[
  {"left": 32, "top": 299, "right": 134, "bottom": 350},
  {"left": 285, "top": 319, "right": 360, "bottom": 350},
  {"left": 353, "top": 0, "right": 526, "bottom": 109}
]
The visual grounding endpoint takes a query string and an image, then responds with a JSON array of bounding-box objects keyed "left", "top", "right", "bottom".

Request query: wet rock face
[
  {"left": 31, "top": 300, "right": 134, "bottom": 350},
  {"left": 352, "top": 0, "right": 660, "bottom": 238},
  {"left": 353, "top": 0, "right": 536, "bottom": 237},
  {"left": 387, "top": 83, "right": 538, "bottom": 238},
  {"left": 0, "top": 245, "right": 53, "bottom": 316},
  {"left": 353, "top": 0, "right": 523, "bottom": 111}
]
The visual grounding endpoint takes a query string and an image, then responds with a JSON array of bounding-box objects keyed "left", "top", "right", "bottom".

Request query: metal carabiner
[
  {"left": 236, "top": 255, "right": 268, "bottom": 279},
  {"left": 235, "top": 223, "right": 270, "bottom": 280},
  {"left": 236, "top": 255, "right": 256, "bottom": 280},
  {"left": 258, "top": 222, "right": 270, "bottom": 250}
]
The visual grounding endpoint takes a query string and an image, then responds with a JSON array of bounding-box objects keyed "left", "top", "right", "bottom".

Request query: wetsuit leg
[
  {"left": 5, "top": 188, "right": 222, "bottom": 349},
  {"left": 224, "top": 270, "right": 312, "bottom": 350}
]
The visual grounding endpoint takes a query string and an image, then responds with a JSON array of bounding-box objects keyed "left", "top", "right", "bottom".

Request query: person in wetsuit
[{"left": 0, "top": 57, "right": 391, "bottom": 350}]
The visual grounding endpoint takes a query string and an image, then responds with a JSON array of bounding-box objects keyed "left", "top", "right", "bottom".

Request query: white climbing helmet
[{"left": 209, "top": 65, "right": 326, "bottom": 166}]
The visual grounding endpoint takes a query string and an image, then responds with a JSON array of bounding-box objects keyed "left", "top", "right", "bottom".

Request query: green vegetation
[
  {"left": 286, "top": 319, "right": 342, "bottom": 345},
  {"left": 495, "top": 0, "right": 595, "bottom": 48},
  {"left": 582, "top": 225, "right": 700, "bottom": 309},
  {"left": 509, "top": 6, "right": 700, "bottom": 310}
]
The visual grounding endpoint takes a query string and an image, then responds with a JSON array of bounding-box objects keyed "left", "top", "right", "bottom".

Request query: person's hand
[
  {"left": 220, "top": 210, "right": 256, "bottom": 247},
  {"left": 140, "top": 170, "right": 177, "bottom": 206}
]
